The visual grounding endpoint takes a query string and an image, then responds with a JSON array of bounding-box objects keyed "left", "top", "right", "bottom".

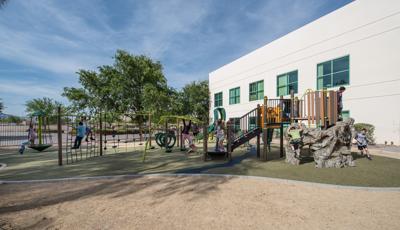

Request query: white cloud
[
  {"left": 0, "top": 79, "right": 63, "bottom": 100},
  {"left": 0, "top": 0, "right": 350, "bottom": 115}
]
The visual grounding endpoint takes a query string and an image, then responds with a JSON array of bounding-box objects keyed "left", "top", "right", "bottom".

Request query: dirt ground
[{"left": 1, "top": 175, "right": 399, "bottom": 230}]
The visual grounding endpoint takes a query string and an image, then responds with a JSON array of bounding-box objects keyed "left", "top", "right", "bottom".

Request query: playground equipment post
[
  {"left": 57, "top": 106, "right": 62, "bottom": 166},
  {"left": 99, "top": 113, "right": 103, "bottom": 156}
]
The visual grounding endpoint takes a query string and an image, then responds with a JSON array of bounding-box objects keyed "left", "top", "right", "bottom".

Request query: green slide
[{"left": 208, "top": 107, "right": 226, "bottom": 133}]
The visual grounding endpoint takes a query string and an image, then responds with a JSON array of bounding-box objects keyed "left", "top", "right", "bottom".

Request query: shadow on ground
[{"left": 1, "top": 143, "right": 400, "bottom": 187}]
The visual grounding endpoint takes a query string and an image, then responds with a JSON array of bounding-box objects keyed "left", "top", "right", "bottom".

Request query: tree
[
  {"left": 1, "top": 115, "right": 22, "bottom": 124},
  {"left": 63, "top": 50, "right": 167, "bottom": 140},
  {"left": 0, "top": 0, "right": 8, "bottom": 9},
  {"left": 143, "top": 85, "right": 182, "bottom": 122},
  {"left": 179, "top": 80, "right": 210, "bottom": 123},
  {"left": 112, "top": 50, "right": 167, "bottom": 139},
  {"left": 25, "top": 97, "right": 62, "bottom": 116},
  {"left": 0, "top": 98, "right": 4, "bottom": 114},
  {"left": 62, "top": 87, "right": 92, "bottom": 114}
]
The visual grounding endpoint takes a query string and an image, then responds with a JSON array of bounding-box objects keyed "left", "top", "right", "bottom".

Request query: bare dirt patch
[{"left": 1, "top": 175, "right": 399, "bottom": 230}]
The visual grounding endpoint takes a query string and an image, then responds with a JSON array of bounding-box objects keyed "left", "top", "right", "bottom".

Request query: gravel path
[{"left": 1, "top": 175, "right": 399, "bottom": 230}]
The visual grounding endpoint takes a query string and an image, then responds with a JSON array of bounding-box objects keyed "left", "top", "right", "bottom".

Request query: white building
[{"left": 209, "top": 0, "right": 400, "bottom": 145}]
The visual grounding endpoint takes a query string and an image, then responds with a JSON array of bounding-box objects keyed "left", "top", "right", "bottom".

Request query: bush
[
  {"left": 354, "top": 123, "right": 375, "bottom": 145},
  {"left": 0, "top": 115, "right": 23, "bottom": 124}
]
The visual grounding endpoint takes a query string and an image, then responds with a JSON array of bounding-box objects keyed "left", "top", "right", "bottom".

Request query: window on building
[
  {"left": 214, "top": 92, "right": 223, "bottom": 107},
  {"left": 341, "top": 110, "right": 350, "bottom": 120},
  {"left": 317, "top": 55, "right": 349, "bottom": 89},
  {"left": 277, "top": 70, "right": 298, "bottom": 96},
  {"left": 249, "top": 80, "right": 264, "bottom": 101},
  {"left": 229, "top": 87, "right": 240, "bottom": 105}
]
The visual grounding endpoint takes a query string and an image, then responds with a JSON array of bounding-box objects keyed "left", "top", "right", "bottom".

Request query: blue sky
[{"left": 0, "top": 0, "right": 352, "bottom": 116}]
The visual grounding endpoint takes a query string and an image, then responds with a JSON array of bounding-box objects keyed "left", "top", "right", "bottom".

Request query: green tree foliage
[
  {"left": 62, "top": 87, "right": 92, "bottom": 113},
  {"left": 0, "top": 98, "right": 4, "bottom": 113},
  {"left": 112, "top": 50, "right": 167, "bottom": 113},
  {"left": 179, "top": 80, "right": 210, "bottom": 123},
  {"left": 63, "top": 50, "right": 211, "bottom": 129},
  {"left": 25, "top": 97, "right": 62, "bottom": 116},
  {"left": 1, "top": 115, "right": 23, "bottom": 124},
  {"left": 0, "top": 0, "right": 8, "bottom": 9}
]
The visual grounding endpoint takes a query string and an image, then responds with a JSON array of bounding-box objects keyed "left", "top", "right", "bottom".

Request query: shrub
[{"left": 353, "top": 123, "right": 375, "bottom": 145}]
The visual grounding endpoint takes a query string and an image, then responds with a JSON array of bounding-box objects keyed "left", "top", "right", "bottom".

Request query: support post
[
  {"left": 177, "top": 126, "right": 180, "bottom": 147},
  {"left": 263, "top": 96, "right": 268, "bottom": 128},
  {"left": 290, "top": 89, "right": 294, "bottom": 122},
  {"left": 262, "top": 96, "right": 268, "bottom": 161},
  {"left": 149, "top": 114, "right": 152, "bottom": 147},
  {"left": 164, "top": 120, "right": 168, "bottom": 150},
  {"left": 38, "top": 115, "right": 43, "bottom": 145},
  {"left": 99, "top": 113, "right": 103, "bottom": 156},
  {"left": 203, "top": 124, "right": 208, "bottom": 161},
  {"left": 256, "top": 104, "right": 261, "bottom": 158},
  {"left": 180, "top": 126, "right": 183, "bottom": 149},
  {"left": 280, "top": 123, "right": 284, "bottom": 158},
  {"left": 256, "top": 132, "right": 260, "bottom": 158},
  {"left": 227, "top": 120, "right": 232, "bottom": 160},
  {"left": 57, "top": 106, "right": 63, "bottom": 166},
  {"left": 307, "top": 92, "right": 311, "bottom": 127},
  {"left": 279, "top": 95, "right": 284, "bottom": 123},
  {"left": 322, "top": 89, "right": 327, "bottom": 129}
]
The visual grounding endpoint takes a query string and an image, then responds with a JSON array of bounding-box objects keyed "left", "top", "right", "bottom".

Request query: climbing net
[{"left": 63, "top": 115, "right": 100, "bottom": 164}]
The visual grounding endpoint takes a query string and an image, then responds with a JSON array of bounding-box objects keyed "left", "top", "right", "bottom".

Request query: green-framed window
[
  {"left": 229, "top": 87, "right": 240, "bottom": 105},
  {"left": 342, "top": 110, "right": 350, "bottom": 120},
  {"left": 277, "top": 70, "right": 298, "bottom": 96},
  {"left": 214, "top": 92, "right": 223, "bottom": 107},
  {"left": 249, "top": 80, "right": 264, "bottom": 101},
  {"left": 317, "top": 55, "right": 349, "bottom": 90}
]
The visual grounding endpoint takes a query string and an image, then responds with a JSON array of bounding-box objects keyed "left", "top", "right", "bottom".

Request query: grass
[{"left": 0, "top": 144, "right": 400, "bottom": 187}]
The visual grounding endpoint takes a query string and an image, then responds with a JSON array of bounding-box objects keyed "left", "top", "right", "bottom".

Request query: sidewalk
[{"left": 354, "top": 145, "right": 400, "bottom": 160}]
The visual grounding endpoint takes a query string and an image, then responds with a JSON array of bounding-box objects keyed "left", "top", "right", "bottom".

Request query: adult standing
[{"left": 337, "top": 86, "right": 346, "bottom": 121}]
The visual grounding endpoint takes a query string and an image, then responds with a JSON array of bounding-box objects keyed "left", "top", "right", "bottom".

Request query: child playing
[
  {"left": 182, "top": 119, "right": 191, "bottom": 149},
  {"left": 216, "top": 120, "right": 225, "bottom": 152},
  {"left": 72, "top": 122, "right": 86, "bottom": 149},
  {"left": 287, "top": 125, "right": 303, "bottom": 158},
  {"left": 355, "top": 128, "right": 372, "bottom": 160},
  {"left": 19, "top": 124, "right": 36, "bottom": 154}
]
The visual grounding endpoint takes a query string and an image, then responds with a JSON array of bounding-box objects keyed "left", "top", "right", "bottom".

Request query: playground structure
[
  {"left": 52, "top": 110, "right": 156, "bottom": 165},
  {"left": 203, "top": 89, "right": 343, "bottom": 162},
  {"left": 28, "top": 111, "right": 53, "bottom": 152},
  {"left": 154, "top": 115, "right": 201, "bottom": 153}
]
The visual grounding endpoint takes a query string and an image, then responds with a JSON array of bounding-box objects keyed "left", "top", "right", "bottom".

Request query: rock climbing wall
[{"left": 285, "top": 118, "right": 356, "bottom": 168}]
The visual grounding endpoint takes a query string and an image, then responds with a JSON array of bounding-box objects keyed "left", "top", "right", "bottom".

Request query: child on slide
[
  {"left": 19, "top": 124, "right": 36, "bottom": 154},
  {"left": 216, "top": 120, "right": 225, "bottom": 152},
  {"left": 287, "top": 125, "right": 303, "bottom": 158}
]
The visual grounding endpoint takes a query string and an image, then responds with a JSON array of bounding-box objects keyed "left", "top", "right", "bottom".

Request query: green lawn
[{"left": 1, "top": 144, "right": 400, "bottom": 187}]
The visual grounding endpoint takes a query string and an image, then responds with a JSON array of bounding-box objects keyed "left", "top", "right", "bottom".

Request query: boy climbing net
[{"left": 71, "top": 122, "right": 86, "bottom": 149}]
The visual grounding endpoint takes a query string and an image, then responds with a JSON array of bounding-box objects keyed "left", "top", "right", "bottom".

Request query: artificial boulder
[{"left": 285, "top": 118, "right": 355, "bottom": 168}]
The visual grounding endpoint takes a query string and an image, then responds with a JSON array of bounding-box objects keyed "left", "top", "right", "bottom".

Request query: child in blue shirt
[{"left": 72, "top": 122, "right": 86, "bottom": 149}]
